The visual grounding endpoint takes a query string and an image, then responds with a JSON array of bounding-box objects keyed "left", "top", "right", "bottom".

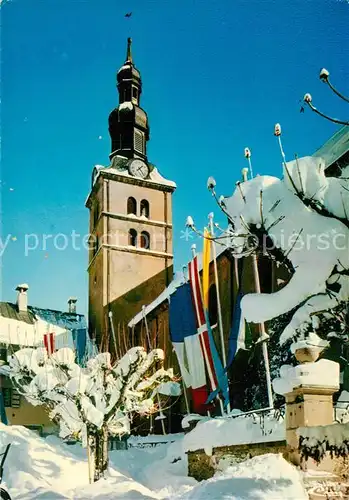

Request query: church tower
[{"left": 86, "top": 39, "right": 176, "bottom": 348}]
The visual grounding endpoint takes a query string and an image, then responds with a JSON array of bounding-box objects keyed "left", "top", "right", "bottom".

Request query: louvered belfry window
[{"left": 134, "top": 129, "right": 144, "bottom": 154}]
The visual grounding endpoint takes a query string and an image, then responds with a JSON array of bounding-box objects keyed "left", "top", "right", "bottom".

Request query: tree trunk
[
  {"left": 87, "top": 431, "right": 95, "bottom": 484},
  {"left": 93, "top": 425, "right": 109, "bottom": 482}
]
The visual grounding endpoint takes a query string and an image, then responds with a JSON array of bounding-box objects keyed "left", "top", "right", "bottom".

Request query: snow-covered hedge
[{"left": 298, "top": 421, "right": 349, "bottom": 463}]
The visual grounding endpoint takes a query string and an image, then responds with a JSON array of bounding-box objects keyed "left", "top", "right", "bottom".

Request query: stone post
[
  {"left": 285, "top": 385, "right": 338, "bottom": 466},
  {"left": 285, "top": 346, "right": 339, "bottom": 470}
]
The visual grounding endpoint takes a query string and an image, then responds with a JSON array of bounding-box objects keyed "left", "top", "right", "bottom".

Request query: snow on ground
[
  {"left": 0, "top": 423, "right": 307, "bottom": 499},
  {"left": 179, "top": 454, "right": 307, "bottom": 500}
]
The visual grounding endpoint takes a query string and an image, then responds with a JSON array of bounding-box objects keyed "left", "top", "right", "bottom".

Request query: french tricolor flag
[{"left": 169, "top": 282, "right": 209, "bottom": 414}]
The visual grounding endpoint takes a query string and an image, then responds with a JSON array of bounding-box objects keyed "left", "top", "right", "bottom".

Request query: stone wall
[{"left": 187, "top": 440, "right": 288, "bottom": 481}]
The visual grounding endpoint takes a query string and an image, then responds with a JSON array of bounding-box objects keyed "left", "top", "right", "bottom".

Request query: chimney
[
  {"left": 16, "top": 284, "right": 29, "bottom": 312},
  {"left": 68, "top": 297, "right": 77, "bottom": 314}
]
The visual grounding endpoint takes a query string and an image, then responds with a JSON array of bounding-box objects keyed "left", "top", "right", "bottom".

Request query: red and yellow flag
[{"left": 202, "top": 228, "right": 211, "bottom": 310}]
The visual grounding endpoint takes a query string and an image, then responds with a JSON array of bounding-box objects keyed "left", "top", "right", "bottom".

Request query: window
[
  {"left": 123, "top": 87, "right": 131, "bottom": 101},
  {"left": 127, "top": 197, "right": 137, "bottom": 215},
  {"left": 140, "top": 199, "right": 150, "bottom": 218},
  {"left": 129, "top": 229, "right": 137, "bottom": 247},
  {"left": 132, "top": 86, "right": 138, "bottom": 100},
  {"left": 11, "top": 390, "right": 21, "bottom": 408},
  {"left": 2, "top": 387, "right": 12, "bottom": 407},
  {"left": 208, "top": 284, "right": 218, "bottom": 327},
  {"left": 134, "top": 129, "right": 144, "bottom": 154},
  {"left": 140, "top": 231, "right": 150, "bottom": 250}
]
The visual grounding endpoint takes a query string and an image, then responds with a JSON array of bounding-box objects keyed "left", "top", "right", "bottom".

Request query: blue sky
[{"left": 1, "top": 0, "right": 348, "bottom": 316}]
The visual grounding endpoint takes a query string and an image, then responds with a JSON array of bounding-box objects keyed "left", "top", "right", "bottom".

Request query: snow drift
[{"left": 0, "top": 424, "right": 307, "bottom": 499}]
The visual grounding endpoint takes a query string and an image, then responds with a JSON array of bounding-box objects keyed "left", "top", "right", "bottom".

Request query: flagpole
[
  {"left": 251, "top": 254, "right": 273, "bottom": 408},
  {"left": 179, "top": 268, "right": 193, "bottom": 416},
  {"left": 143, "top": 305, "right": 166, "bottom": 435},
  {"left": 241, "top": 160, "right": 274, "bottom": 409},
  {"left": 108, "top": 311, "right": 120, "bottom": 360},
  {"left": 191, "top": 244, "right": 224, "bottom": 417},
  {"left": 208, "top": 213, "right": 230, "bottom": 413}
]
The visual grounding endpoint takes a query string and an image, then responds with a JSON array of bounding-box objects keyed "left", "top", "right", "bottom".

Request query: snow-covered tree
[
  {"left": 5, "top": 346, "right": 177, "bottom": 482},
  {"left": 222, "top": 156, "right": 349, "bottom": 350}
]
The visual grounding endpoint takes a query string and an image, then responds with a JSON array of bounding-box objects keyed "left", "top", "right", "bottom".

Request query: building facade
[
  {"left": 86, "top": 39, "right": 176, "bottom": 350},
  {"left": 0, "top": 285, "right": 89, "bottom": 434}
]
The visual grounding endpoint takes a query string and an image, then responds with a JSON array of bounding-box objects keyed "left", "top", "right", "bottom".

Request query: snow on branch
[{"left": 222, "top": 155, "right": 349, "bottom": 346}]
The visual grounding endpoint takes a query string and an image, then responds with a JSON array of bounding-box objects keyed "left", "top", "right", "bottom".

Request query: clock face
[{"left": 128, "top": 159, "right": 149, "bottom": 179}]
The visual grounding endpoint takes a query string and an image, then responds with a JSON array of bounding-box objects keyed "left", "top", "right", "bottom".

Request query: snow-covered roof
[
  {"left": 128, "top": 244, "right": 230, "bottom": 328},
  {"left": 0, "top": 302, "right": 86, "bottom": 348},
  {"left": 313, "top": 126, "right": 349, "bottom": 168},
  {"left": 128, "top": 274, "right": 185, "bottom": 328}
]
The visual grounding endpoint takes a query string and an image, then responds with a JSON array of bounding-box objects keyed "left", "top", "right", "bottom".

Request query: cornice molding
[
  {"left": 101, "top": 211, "right": 172, "bottom": 228},
  {"left": 103, "top": 243, "right": 173, "bottom": 259}
]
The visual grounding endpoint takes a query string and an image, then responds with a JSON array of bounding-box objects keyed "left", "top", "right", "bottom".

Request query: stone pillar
[
  {"left": 285, "top": 384, "right": 338, "bottom": 467},
  {"left": 283, "top": 342, "right": 340, "bottom": 473}
]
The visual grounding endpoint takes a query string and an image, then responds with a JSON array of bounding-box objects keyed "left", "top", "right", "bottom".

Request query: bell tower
[{"left": 86, "top": 39, "right": 176, "bottom": 350}]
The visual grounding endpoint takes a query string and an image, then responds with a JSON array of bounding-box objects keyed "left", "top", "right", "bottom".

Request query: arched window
[
  {"left": 127, "top": 197, "right": 137, "bottom": 215},
  {"left": 208, "top": 284, "right": 218, "bottom": 327},
  {"left": 134, "top": 129, "right": 144, "bottom": 154},
  {"left": 140, "top": 199, "right": 150, "bottom": 218},
  {"left": 140, "top": 231, "right": 150, "bottom": 250},
  {"left": 128, "top": 229, "right": 137, "bottom": 247}
]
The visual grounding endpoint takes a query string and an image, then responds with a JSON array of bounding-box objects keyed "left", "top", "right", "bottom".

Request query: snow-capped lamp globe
[
  {"left": 274, "top": 123, "right": 282, "bottom": 136},
  {"left": 319, "top": 67, "right": 330, "bottom": 82},
  {"left": 290, "top": 332, "right": 329, "bottom": 364},
  {"left": 186, "top": 215, "right": 194, "bottom": 228},
  {"left": 207, "top": 176, "right": 216, "bottom": 191},
  {"left": 244, "top": 147, "right": 251, "bottom": 160}
]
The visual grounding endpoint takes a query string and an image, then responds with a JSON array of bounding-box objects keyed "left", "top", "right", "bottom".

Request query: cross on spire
[{"left": 126, "top": 37, "right": 133, "bottom": 63}]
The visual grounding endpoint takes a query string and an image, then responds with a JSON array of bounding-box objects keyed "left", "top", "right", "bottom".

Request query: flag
[
  {"left": 169, "top": 283, "right": 209, "bottom": 413},
  {"left": 226, "top": 290, "right": 247, "bottom": 366},
  {"left": 202, "top": 228, "right": 211, "bottom": 310},
  {"left": 226, "top": 258, "right": 252, "bottom": 367},
  {"left": 73, "top": 328, "right": 87, "bottom": 366},
  {"left": 188, "top": 256, "right": 229, "bottom": 408},
  {"left": 43, "top": 332, "right": 55, "bottom": 356}
]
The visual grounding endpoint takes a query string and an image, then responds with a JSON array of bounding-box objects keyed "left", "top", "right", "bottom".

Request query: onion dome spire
[{"left": 108, "top": 38, "right": 150, "bottom": 161}]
